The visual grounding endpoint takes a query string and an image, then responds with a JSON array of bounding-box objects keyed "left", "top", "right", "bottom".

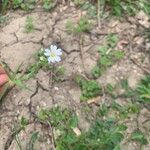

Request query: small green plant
[
  {"left": 73, "top": 0, "right": 96, "bottom": 17},
  {"left": 38, "top": 106, "right": 127, "bottom": 150},
  {"left": 38, "top": 106, "right": 78, "bottom": 129},
  {"left": 106, "top": 0, "right": 137, "bottom": 16},
  {"left": 20, "top": 116, "right": 29, "bottom": 128},
  {"left": 105, "top": 0, "right": 150, "bottom": 16},
  {"left": 91, "top": 34, "right": 125, "bottom": 78},
  {"left": 24, "top": 16, "right": 35, "bottom": 33},
  {"left": 12, "top": 0, "right": 35, "bottom": 10},
  {"left": 0, "top": 61, "right": 33, "bottom": 91},
  {"left": 78, "top": 119, "right": 127, "bottom": 150},
  {"left": 0, "top": 14, "right": 8, "bottom": 26},
  {"left": 111, "top": 101, "right": 140, "bottom": 119},
  {"left": 43, "top": 0, "right": 55, "bottom": 11},
  {"left": 105, "top": 83, "right": 115, "bottom": 95},
  {"left": 24, "top": 48, "right": 51, "bottom": 80},
  {"left": 12, "top": 116, "right": 29, "bottom": 137},
  {"left": 75, "top": 75, "right": 101, "bottom": 101},
  {"left": 21, "top": 0, "right": 35, "bottom": 11},
  {"left": 120, "top": 79, "right": 135, "bottom": 97},
  {"left": 12, "top": 0, "right": 23, "bottom": 9},
  {"left": 38, "top": 107, "right": 78, "bottom": 150},
  {"left": 136, "top": 75, "right": 150, "bottom": 103},
  {"left": 73, "top": 0, "right": 85, "bottom": 6},
  {"left": 10, "top": 118, "right": 38, "bottom": 150},
  {"left": 139, "top": 0, "right": 150, "bottom": 15},
  {"left": 130, "top": 130, "right": 148, "bottom": 145},
  {"left": 144, "top": 28, "right": 150, "bottom": 42},
  {"left": 81, "top": 1, "right": 97, "bottom": 17},
  {"left": 27, "top": 131, "right": 39, "bottom": 150},
  {"left": 65, "top": 16, "right": 91, "bottom": 34},
  {"left": 1, "top": 45, "right": 63, "bottom": 93},
  {"left": 75, "top": 17, "right": 91, "bottom": 33},
  {"left": 97, "top": 98, "right": 140, "bottom": 120},
  {"left": 1, "top": 0, "right": 35, "bottom": 12},
  {"left": 16, "top": 45, "right": 63, "bottom": 87},
  {"left": 1, "top": 0, "right": 9, "bottom": 13},
  {"left": 97, "top": 103, "right": 109, "bottom": 117},
  {"left": 106, "top": 0, "right": 123, "bottom": 16},
  {"left": 57, "top": 119, "right": 127, "bottom": 150}
]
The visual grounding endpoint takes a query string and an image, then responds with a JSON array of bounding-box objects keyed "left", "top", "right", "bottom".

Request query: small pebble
[{"left": 54, "top": 87, "right": 59, "bottom": 91}]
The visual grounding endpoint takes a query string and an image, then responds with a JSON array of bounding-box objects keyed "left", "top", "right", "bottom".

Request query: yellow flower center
[{"left": 50, "top": 53, "right": 56, "bottom": 58}]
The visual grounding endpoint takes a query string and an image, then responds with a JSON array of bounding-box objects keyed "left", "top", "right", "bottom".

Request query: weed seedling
[
  {"left": 27, "top": 131, "right": 39, "bottom": 150},
  {"left": 12, "top": 116, "right": 29, "bottom": 138},
  {"left": 111, "top": 101, "right": 140, "bottom": 119},
  {"left": 74, "top": 17, "right": 91, "bottom": 33},
  {"left": 65, "top": 16, "right": 91, "bottom": 35},
  {"left": 21, "top": 0, "right": 35, "bottom": 11},
  {"left": 24, "top": 16, "right": 34, "bottom": 33},
  {"left": 0, "top": 14, "right": 8, "bottom": 26},
  {"left": 91, "top": 34, "right": 125, "bottom": 78},
  {"left": 12, "top": 0, "right": 23, "bottom": 9},
  {"left": 38, "top": 106, "right": 78, "bottom": 129},
  {"left": 43, "top": 0, "right": 55, "bottom": 11},
  {"left": 81, "top": 1, "right": 97, "bottom": 17},
  {"left": 1, "top": 0, "right": 9, "bottom": 13},
  {"left": 12, "top": 0, "right": 35, "bottom": 10},
  {"left": 24, "top": 45, "right": 64, "bottom": 84},
  {"left": 130, "top": 130, "right": 148, "bottom": 145},
  {"left": 73, "top": 0, "right": 85, "bottom": 7},
  {"left": 38, "top": 106, "right": 127, "bottom": 150},
  {"left": 73, "top": 1, "right": 96, "bottom": 17},
  {"left": 136, "top": 74, "right": 150, "bottom": 103},
  {"left": 75, "top": 75, "right": 101, "bottom": 101}
]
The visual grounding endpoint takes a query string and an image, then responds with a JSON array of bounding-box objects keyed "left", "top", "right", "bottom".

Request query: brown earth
[{"left": 0, "top": 2, "right": 150, "bottom": 150}]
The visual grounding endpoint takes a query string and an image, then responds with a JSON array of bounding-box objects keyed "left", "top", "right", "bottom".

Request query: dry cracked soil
[{"left": 0, "top": 2, "right": 150, "bottom": 150}]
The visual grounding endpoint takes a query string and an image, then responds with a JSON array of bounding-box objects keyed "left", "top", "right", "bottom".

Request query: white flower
[{"left": 44, "top": 45, "right": 62, "bottom": 63}]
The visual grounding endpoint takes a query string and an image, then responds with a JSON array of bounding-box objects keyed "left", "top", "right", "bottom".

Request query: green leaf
[
  {"left": 113, "top": 144, "right": 121, "bottom": 150},
  {"left": 113, "top": 50, "right": 125, "bottom": 60},
  {"left": 100, "top": 56, "right": 112, "bottom": 66},
  {"left": 121, "top": 79, "right": 129, "bottom": 90},
  {"left": 118, "top": 124, "right": 127, "bottom": 131},
  {"left": 20, "top": 116, "right": 29, "bottom": 127},
  {"left": 98, "top": 46, "right": 108, "bottom": 55},
  {"left": 107, "top": 34, "right": 119, "bottom": 48},
  {"left": 110, "top": 132, "right": 124, "bottom": 144},
  {"left": 131, "top": 130, "right": 148, "bottom": 145},
  {"left": 31, "top": 131, "right": 39, "bottom": 143},
  {"left": 69, "top": 115, "right": 78, "bottom": 128},
  {"left": 136, "top": 75, "right": 150, "bottom": 103},
  {"left": 27, "top": 131, "right": 39, "bottom": 150}
]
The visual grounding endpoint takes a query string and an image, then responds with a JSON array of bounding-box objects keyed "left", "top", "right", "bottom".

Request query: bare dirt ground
[{"left": 0, "top": 2, "right": 150, "bottom": 150}]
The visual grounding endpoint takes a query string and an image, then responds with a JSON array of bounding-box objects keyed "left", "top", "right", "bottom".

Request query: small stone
[
  {"left": 70, "top": 2, "right": 75, "bottom": 7},
  {"left": 17, "top": 110, "right": 20, "bottom": 114},
  {"left": 54, "top": 87, "right": 59, "bottom": 91},
  {"left": 36, "top": 105, "right": 40, "bottom": 110}
]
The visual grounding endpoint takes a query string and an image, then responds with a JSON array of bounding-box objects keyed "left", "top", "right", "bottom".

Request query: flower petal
[
  {"left": 50, "top": 45, "right": 57, "bottom": 51},
  {"left": 48, "top": 57, "right": 55, "bottom": 63},
  {"left": 45, "top": 49, "right": 50, "bottom": 53},
  {"left": 55, "top": 56, "right": 61, "bottom": 62},
  {"left": 44, "top": 52, "right": 50, "bottom": 56},
  {"left": 56, "top": 49, "right": 62, "bottom": 55}
]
